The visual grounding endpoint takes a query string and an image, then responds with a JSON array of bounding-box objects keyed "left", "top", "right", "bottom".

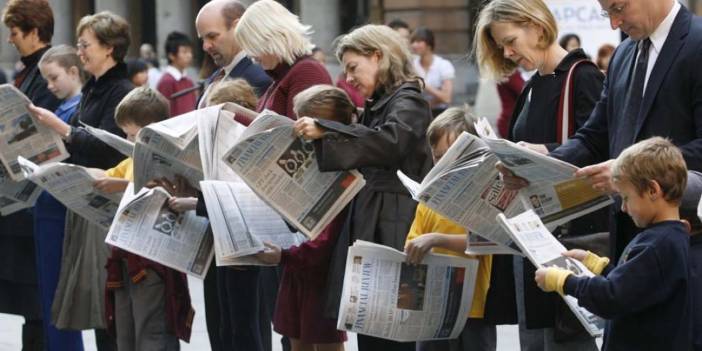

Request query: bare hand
[
  {"left": 574, "top": 159, "right": 615, "bottom": 193},
  {"left": 517, "top": 141, "right": 549, "bottom": 155},
  {"left": 28, "top": 104, "right": 71, "bottom": 137},
  {"left": 255, "top": 242, "right": 282, "bottom": 265},
  {"left": 93, "top": 177, "right": 129, "bottom": 194},
  {"left": 562, "top": 249, "right": 588, "bottom": 262},
  {"left": 405, "top": 234, "right": 437, "bottom": 265},
  {"left": 534, "top": 267, "right": 548, "bottom": 290},
  {"left": 293, "top": 117, "right": 324, "bottom": 140},
  {"left": 168, "top": 197, "right": 198, "bottom": 213},
  {"left": 496, "top": 162, "right": 529, "bottom": 190}
]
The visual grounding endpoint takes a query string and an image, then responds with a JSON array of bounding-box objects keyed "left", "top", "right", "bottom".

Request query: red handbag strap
[{"left": 557, "top": 60, "right": 598, "bottom": 144}]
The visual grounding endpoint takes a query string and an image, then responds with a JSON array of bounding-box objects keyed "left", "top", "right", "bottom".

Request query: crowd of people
[{"left": 1, "top": 0, "right": 701, "bottom": 351}]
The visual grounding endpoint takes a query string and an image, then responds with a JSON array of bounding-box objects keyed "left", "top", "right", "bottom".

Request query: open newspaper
[
  {"left": 475, "top": 117, "right": 613, "bottom": 226},
  {"left": 497, "top": 210, "right": 605, "bottom": 336},
  {"left": 222, "top": 111, "right": 365, "bottom": 239},
  {"left": 133, "top": 110, "right": 203, "bottom": 191},
  {"left": 18, "top": 157, "right": 120, "bottom": 230},
  {"left": 105, "top": 184, "right": 213, "bottom": 278},
  {"left": 196, "top": 104, "right": 306, "bottom": 266},
  {"left": 81, "top": 122, "right": 134, "bottom": 157},
  {"left": 0, "top": 84, "right": 69, "bottom": 181},
  {"left": 337, "top": 240, "right": 478, "bottom": 342},
  {"left": 0, "top": 163, "right": 41, "bottom": 215}
]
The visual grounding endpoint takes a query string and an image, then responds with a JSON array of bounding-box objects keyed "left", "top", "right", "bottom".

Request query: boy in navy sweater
[{"left": 535, "top": 137, "right": 692, "bottom": 351}]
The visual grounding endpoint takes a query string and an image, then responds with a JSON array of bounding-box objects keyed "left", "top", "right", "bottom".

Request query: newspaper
[
  {"left": 337, "top": 240, "right": 479, "bottom": 342},
  {"left": 201, "top": 180, "right": 307, "bottom": 266},
  {"left": 497, "top": 210, "right": 605, "bottom": 336},
  {"left": 0, "top": 162, "right": 40, "bottom": 215},
  {"left": 465, "top": 233, "right": 517, "bottom": 255},
  {"left": 81, "top": 122, "right": 134, "bottom": 157},
  {"left": 475, "top": 117, "right": 613, "bottom": 227},
  {"left": 133, "top": 110, "right": 203, "bottom": 192},
  {"left": 222, "top": 111, "right": 365, "bottom": 239},
  {"left": 18, "top": 157, "right": 120, "bottom": 230},
  {"left": 105, "top": 184, "right": 213, "bottom": 278},
  {"left": 0, "top": 84, "right": 69, "bottom": 181}
]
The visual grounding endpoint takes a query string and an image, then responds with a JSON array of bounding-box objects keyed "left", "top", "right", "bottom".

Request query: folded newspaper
[
  {"left": 222, "top": 111, "right": 365, "bottom": 239},
  {"left": 105, "top": 184, "right": 213, "bottom": 278},
  {"left": 497, "top": 210, "right": 605, "bottom": 336},
  {"left": 196, "top": 104, "right": 306, "bottom": 265},
  {"left": 0, "top": 84, "right": 69, "bottom": 181},
  {"left": 81, "top": 122, "right": 134, "bottom": 157},
  {"left": 0, "top": 162, "right": 41, "bottom": 215},
  {"left": 337, "top": 240, "right": 478, "bottom": 342},
  {"left": 18, "top": 157, "right": 120, "bottom": 230}
]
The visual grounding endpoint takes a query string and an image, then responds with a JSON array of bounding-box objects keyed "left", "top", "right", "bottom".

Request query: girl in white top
[{"left": 410, "top": 27, "right": 455, "bottom": 115}]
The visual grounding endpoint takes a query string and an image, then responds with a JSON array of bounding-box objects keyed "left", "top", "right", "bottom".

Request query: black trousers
[{"left": 357, "top": 334, "right": 415, "bottom": 351}]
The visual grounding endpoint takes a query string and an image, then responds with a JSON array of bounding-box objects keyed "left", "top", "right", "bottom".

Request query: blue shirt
[{"left": 55, "top": 94, "right": 81, "bottom": 122}]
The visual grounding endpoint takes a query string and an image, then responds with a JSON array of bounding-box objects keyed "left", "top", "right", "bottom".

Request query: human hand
[
  {"left": 255, "top": 242, "right": 282, "bottom": 265},
  {"left": 93, "top": 177, "right": 129, "bottom": 194},
  {"left": 562, "top": 249, "right": 589, "bottom": 262},
  {"left": 28, "top": 104, "right": 71, "bottom": 137},
  {"left": 535, "top": 267, "right": 572, "bottom": 294},
  {"left": 496, "top": 162, "right": 529, "bottom": 190},
  {"left": 293, "top": 117, "right": 324, "bottom": 140},
  {"left": 517, "top": 141, "right": 549, "bottom": 155},
  {"left": 168, "top": 197, "right": 198, "bottom": 213},
  {"left": 405, "top": 234, "right": 438, "bottom": 265},
  {"left": 574, "top": 159, "right": 615, "bottom": 193}
]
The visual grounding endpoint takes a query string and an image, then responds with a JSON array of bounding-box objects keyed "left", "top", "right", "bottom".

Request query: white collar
[
  {"left": 222, "top": 51, "right": 247, "bottom": 77},
  {"left": 648, "top": 1, "right": 680, "bottom": 53},
  {"left": 164, "top": 65, "right": 184, "bottom": 81}
]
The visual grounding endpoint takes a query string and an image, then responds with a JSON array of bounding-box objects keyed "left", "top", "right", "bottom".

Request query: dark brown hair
[{"left": 2, "top": 0, "right": 54, "bottom": 43}]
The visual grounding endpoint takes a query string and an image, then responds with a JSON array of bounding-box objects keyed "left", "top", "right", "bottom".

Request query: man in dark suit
[
  {"left": 547, "top": 0, "right": 702, "bottom": 260},
  {"left": 194, "top": 1, "right": 272, "bottom": 351}
]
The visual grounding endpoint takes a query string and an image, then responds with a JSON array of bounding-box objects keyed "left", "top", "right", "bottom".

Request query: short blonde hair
[
  {"left": 206, "top": 79, "right": 258, "bottom": 110},
  {"left": 235, "top": 0, "right": 313, "bottom": 65},
  {"left": 427, "top": 105, "right": 477, "bottom": 147},
  {"left": 293, "top": 85, "right": 356, "bottom": 124},
  {"left": 335, "top": 24, "right": 420, "bottom": 95},
  {"left": 474, "top": 0, "right": 558, "bottom": 80},
  {"left": 115, "top": 87, "right": 169, "bottom": 127},
  {"left": 612, "top": 137, "right": 688, "bottom": 205},
  {"left": 77, "top": 11, "right": 131, "bottom": 62}
]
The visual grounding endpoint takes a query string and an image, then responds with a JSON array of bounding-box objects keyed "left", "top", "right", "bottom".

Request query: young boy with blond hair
[
  {"left": 94, "top": 87, "right": 194, "bottom": 350},
  {"left": 403, "top": 105, "right": 495, "bottom": 351},
  {"left": 535, "top": 137, "right": 692, "bottom": 350}
]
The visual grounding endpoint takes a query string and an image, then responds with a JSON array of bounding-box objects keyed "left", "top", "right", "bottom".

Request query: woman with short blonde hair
[
  {"left": 293, "top": 23, "right": 433, "bottom": 351},
  {"left": 233, "top": 0, "right": 331, "bottom": 119}
]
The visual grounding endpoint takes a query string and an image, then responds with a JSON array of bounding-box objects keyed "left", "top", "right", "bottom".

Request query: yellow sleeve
[
  {"left": 405, "top": 204, "right": 431, "bottom": 244},
  {"left": 104, "top": 158, "right": 133, "bottom": 180}
]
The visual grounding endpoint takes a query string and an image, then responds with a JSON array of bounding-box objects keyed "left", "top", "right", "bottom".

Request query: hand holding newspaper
[
  {"left": 337, "top": 240, "right": 478, "bottom": 342},
  {"left": 497, "top": 210, "right": 606, "bottom": 336},
  {"left": 105, "top": 184, "right": 213, "bottom": 278},
  {"left": 18, "top": 157, "right": 120, "bottom": 230},
  {"left": 0, "top": 162, "right": 41, "bottom": 215},
  {"left": 222, "top": 111, "right": 365, "bottom": 239},
  {"left": 0, "top": 84, "right": 69, "bottom": 181}
]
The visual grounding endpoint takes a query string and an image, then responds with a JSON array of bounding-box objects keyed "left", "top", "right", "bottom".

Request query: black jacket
[
  {"left": 67, "top": 62, "right": 133, "bottom": 169},
  {"left": 315, "top": 81, "right": 433, "bottom": 318}
]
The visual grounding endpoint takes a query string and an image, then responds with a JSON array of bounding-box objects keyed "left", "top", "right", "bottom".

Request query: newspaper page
[
  {"left": 0, "top": 162, "right": 40, "bottom": 215},
  {"left": 201, "top": 181, "right": 306, "bottom": 266},
  {"left": 81, "top": 122, "right": 134, "bottom": 157},
  {"left": 475, "top": 117, "right": 613, "bottom": 229},
  {"left": 497, "top": 210, "right": 606, "bottom": 336},
  {"left": 222, "top": 111, "right": 365, "bottom": 239},
  {"left": 337, "top": 240, "right": 478, "bottom": 342},
  {"left": 105, "top": 184, "right": 213, "bottom": 278},
  {"left": 0, "top": 84, "right": 69, "bottom": 181},
  {"left": 197, "top": 104, "right": 249, "bottom": 180},
  {"left": 396, "top": 132, "right": 524, "bottom": 254},
  {"left": 18, "top": 157, "right": 120, "bottom": 230},
  {"left": 133, "top": 110, "right": 203, "bottom": 191},
  {"left": 465, "top": 233, "right": 517, "bottom": 255}
]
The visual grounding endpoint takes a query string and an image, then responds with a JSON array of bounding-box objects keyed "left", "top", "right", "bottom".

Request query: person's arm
[
  {"left": 424, "top": 79, "right": 453, "bottom": 105},
  {"left": 678, "top": 47, "right": 702, "bottom": 172},
  {"left": 405, "top": 233, "right": 467, "bottom": 264},
  {"left": 310, "top": 92, "right": 431, "bottom": 171}
]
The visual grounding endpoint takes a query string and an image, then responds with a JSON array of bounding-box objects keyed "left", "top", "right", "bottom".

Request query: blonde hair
[
  {"left": 292, "top": 85, "right": 356, "bottom": 124},
  {"left": 612, "top": 137, "right": 688, "bottom": 205},
  {"left": 474, "top": 0, "right": 558, "bottom": 80},
  {"left": 115, "top": 87, "right": 169, "bottom": 127},
  {"left": 335, "top": 24, "right": 420, "bottom": 95},
  {"left": 235, "top": 0, "right": 313, "bottom": 65},
  {"left": 206, "top": 79, "right": 258, "bottom": 110},
  {"left": 39, "top": 45, "right": 89, "bottom": 83},
  {"left": 427, "top": 105, "right": 477, "bottom": 147}
]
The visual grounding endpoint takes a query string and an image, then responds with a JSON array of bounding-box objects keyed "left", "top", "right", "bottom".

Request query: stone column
[
  {"left": 299, "top": 0, "right": 340, "bottom": 53},
  {"left": 156, "top": 0, "right": 195, "bottom": 54},
  {"left": 95, "top": 0, "right": 129, "bottom": 18},
  {"left": 49, "top": 0, "right": 73, "bottom": 46}
]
